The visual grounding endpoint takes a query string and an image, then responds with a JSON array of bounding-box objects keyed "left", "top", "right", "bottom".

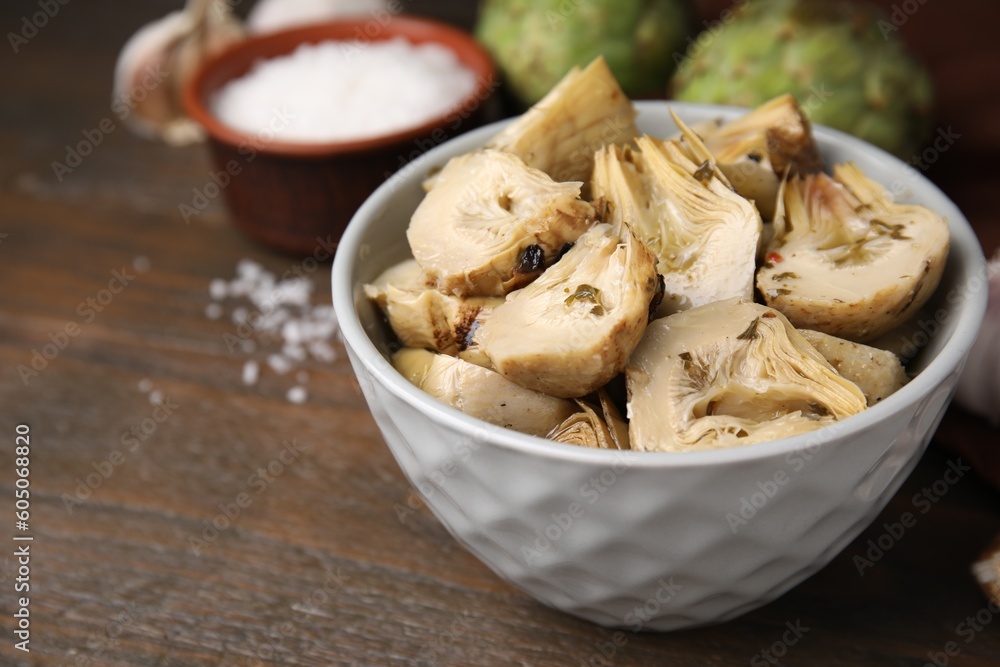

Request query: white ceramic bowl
[{"left": 332, "top": 102, "right": 987, "bottom": 630}]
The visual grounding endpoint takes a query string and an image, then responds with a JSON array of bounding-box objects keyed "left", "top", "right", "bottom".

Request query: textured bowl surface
[
  {"left": 332, "top": 102, "right": 987, "bottom": 630},
  {"left": 183, "top": 17, "right": 495, "bottom": 255}
]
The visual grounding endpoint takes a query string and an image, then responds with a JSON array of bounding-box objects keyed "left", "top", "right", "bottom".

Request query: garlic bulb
[
  {"left": 954, "top": 252, "right": 1000, "bottom": 425},
  {"left": 247, "top": 0, "right": 389, "bottom": 34},
  {"left": 113, "top": 0, "right": 244, "bottom": 145}
]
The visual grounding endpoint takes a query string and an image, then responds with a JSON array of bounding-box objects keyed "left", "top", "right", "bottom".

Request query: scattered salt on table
[
  {"left": 211, "top": 37, "right": 477, "bottom": 143},
  {"left": 206, "top": 259, "right": 341, "bottom": 403}
]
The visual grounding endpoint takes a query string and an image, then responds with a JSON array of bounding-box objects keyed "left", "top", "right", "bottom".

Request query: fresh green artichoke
[
  {"left": 670, "top": 0, "right": 934, "bottom": 157},
  {"left": 476, "top": 0, "right": 695, "bottom": 106}
]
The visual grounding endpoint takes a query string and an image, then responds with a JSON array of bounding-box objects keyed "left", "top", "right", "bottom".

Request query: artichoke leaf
[
  {"left": 365, "top": 259, "right": 503, "bottom": 355},
  {"left": 690, "top": 94, "right": 822, "bottom": 220},
  {"left": 547, "top": 390, "right": 631, "bottom": 450},
  {"left": 486, "top": 57, "right": 638, "bottom": 184},
  {"left": 799, "top": 329, "right": 908, "bottom": 406}
]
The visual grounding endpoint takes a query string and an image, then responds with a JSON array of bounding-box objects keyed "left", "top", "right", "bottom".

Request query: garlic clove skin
[
  {"left": 113, "top": 0, "right": 244, "bottom": 145},
  {"left": 246, "top": 0, "right": 389, "bottom": 34},
  {"left": 954, "top": 253, "right": 1000, "bottom": 425}
]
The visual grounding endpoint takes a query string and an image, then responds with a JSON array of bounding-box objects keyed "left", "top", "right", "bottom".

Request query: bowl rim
[
  {"left": 332, "top": 100, "right": 988, "bottom": 469},
  {"left": 182, "top": 15, "right": 496, "bottom": 158}
]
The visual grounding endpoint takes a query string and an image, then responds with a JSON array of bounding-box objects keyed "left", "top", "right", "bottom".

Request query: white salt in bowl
[
  {"left": 332, "top": 102, "right": 988, "bottom": 629},
  {"left": 184, "top": 17, "right": 496, "bottom": 256}
]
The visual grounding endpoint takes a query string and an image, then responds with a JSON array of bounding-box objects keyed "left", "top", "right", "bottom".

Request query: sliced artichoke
[
  {"left": 691, "top": 94, "right": 822, "bottom": 220},
  {"left": 392, "top": 348, "right": 576, "bottom": 437},
  {"left": 478, "top": 223, "right": 660, "bottom": 399},
  {"left": 364, "top": 259, "right": 502, "bottom": 355},
  {"left": 486, "top": 57, "right": 638, "bottom": 183},
  {"left": 407, "top": 149, "right": 597, "bottom": 297},
  {"left": 364, "top": 257, "right": 429, "bottom": 309},
  {"left": 626, "top": 299, "right": 867, "bottom": 452},
  {"left": 798, "top": 329, "right": 909, "bottom": 406},
  {"left": 548, "top": 391, "right": 630, "bottom": 450},
  {"left": 591, "top": 137, "right": 761, "bottom": 317},
  {"left": 757, "top": 162, "right": 950, "bottom": 342}
]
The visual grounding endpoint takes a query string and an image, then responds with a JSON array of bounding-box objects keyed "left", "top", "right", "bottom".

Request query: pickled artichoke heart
[
  {"left": 692, "top": 95, "right": 822, "bottom": 220},
  {"left": 591, "top": 138, "right": 761, "bottom": 317},
  {"left": 798, "top": 329, "right": 908, "bottom": 406},
  {"left": 478, "top": 223, "right": 660, "bottom": 399},
  {"left": 548, "top": 392, "right": 630, "bottom": 450},
  {"left": 627, "top": 299, "right": 867, "bottom": 452},
  {"left": 758, "top": 163, "right": 950, "bottom": 342},
  {"left": 407, "top": 150, "right": 597, "bottom": 297},
  {"left": 486, "top": 57, "right": 638, "bottom": 183},
  {"left": 392, "top": 348, "right": 576, "bottom": 437},
  {"left": 364, "top": 259, "right": 502, "bottom": 355},
  {"left": 364, "top": 257, "right": 429, "bottom": 310}
]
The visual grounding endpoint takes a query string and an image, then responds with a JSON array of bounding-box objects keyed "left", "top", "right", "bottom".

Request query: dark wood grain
[{"left": 1, "top": 1, "right": 999, "bottom": 665}]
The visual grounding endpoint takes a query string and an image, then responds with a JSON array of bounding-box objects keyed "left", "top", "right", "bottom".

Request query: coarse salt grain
[
  {"left": 205, "top": 303, "right": 223, "bottom": 320},
  {"left": 138, "top": 378, "right": 153, "bottom": 393},
  {"left": 286, "top": 386, "right": 308, "bottom": 404},
  {"left": 209, "top": 278, "right": 228, "bottom": 300},
  {"left": 242, "top": 360, "right": 260, "bottom": 386},
  {"left": 132, "top": 256, "right": 151, "bottom": 273},
  {"left": 268, "top": 353, "right": 293, "bottom": 374},
  {"left": 211, "top": 37, "right": 477, "bottom": 143}
]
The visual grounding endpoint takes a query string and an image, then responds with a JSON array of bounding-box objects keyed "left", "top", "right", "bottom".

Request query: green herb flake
[
  {"left": 871, "top": 219, "right": 910, "bottom": 240},
  {"left": 679, "top": 352, "right": 709, "bottom": 388},
  {"left": 693, "top": 160, "right": 714, "bottom": 184},
  {"left": 565, "top": 284, "right": 601, "bottom": 307},
  {"left": 736, "top": 317, "right": 761, "bottom": 341}
]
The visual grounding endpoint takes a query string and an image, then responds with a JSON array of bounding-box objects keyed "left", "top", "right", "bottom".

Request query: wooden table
[{"left": 2, "top": 1, "right": 998, "bottom": 665}]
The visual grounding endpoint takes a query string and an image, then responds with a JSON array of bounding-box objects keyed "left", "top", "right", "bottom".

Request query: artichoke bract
[
  {"left": 478, "top": 223, "right": 661, "bottom": 399},
  {"left": 392, "top": 348, "right": 576, "bottom": 437},
  {"left": 486, "top": 57, "right": 638, "bottom": 184},
  {"left": 798, "top": 329, "right": 908, "bottom": 406},
  {"left": 548, "top": 392, "right": 630, "bottom": 450},
  {"left": 407, "top": 149, "right": 597, "bottom": 297},
  {"left": 476, "top": 0, "right": 694, "bottom": 107},
  {"left": 626, "top": 299, "right": 867, "bottom": 452},
  {"left": 592, "top": 134, "right": 761, "bottom": 317},
  {"left": 758, "top": 163, "right": 950, "bottom": 342},
  {"left": 670, "top": 0, "right": 934, "bottom": 157},
  {"left": 688, "top": 94, "right": 822, "bottom": 220},
  {"left": 364, "top": 259, "right": 502, "bottom": 356}
]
